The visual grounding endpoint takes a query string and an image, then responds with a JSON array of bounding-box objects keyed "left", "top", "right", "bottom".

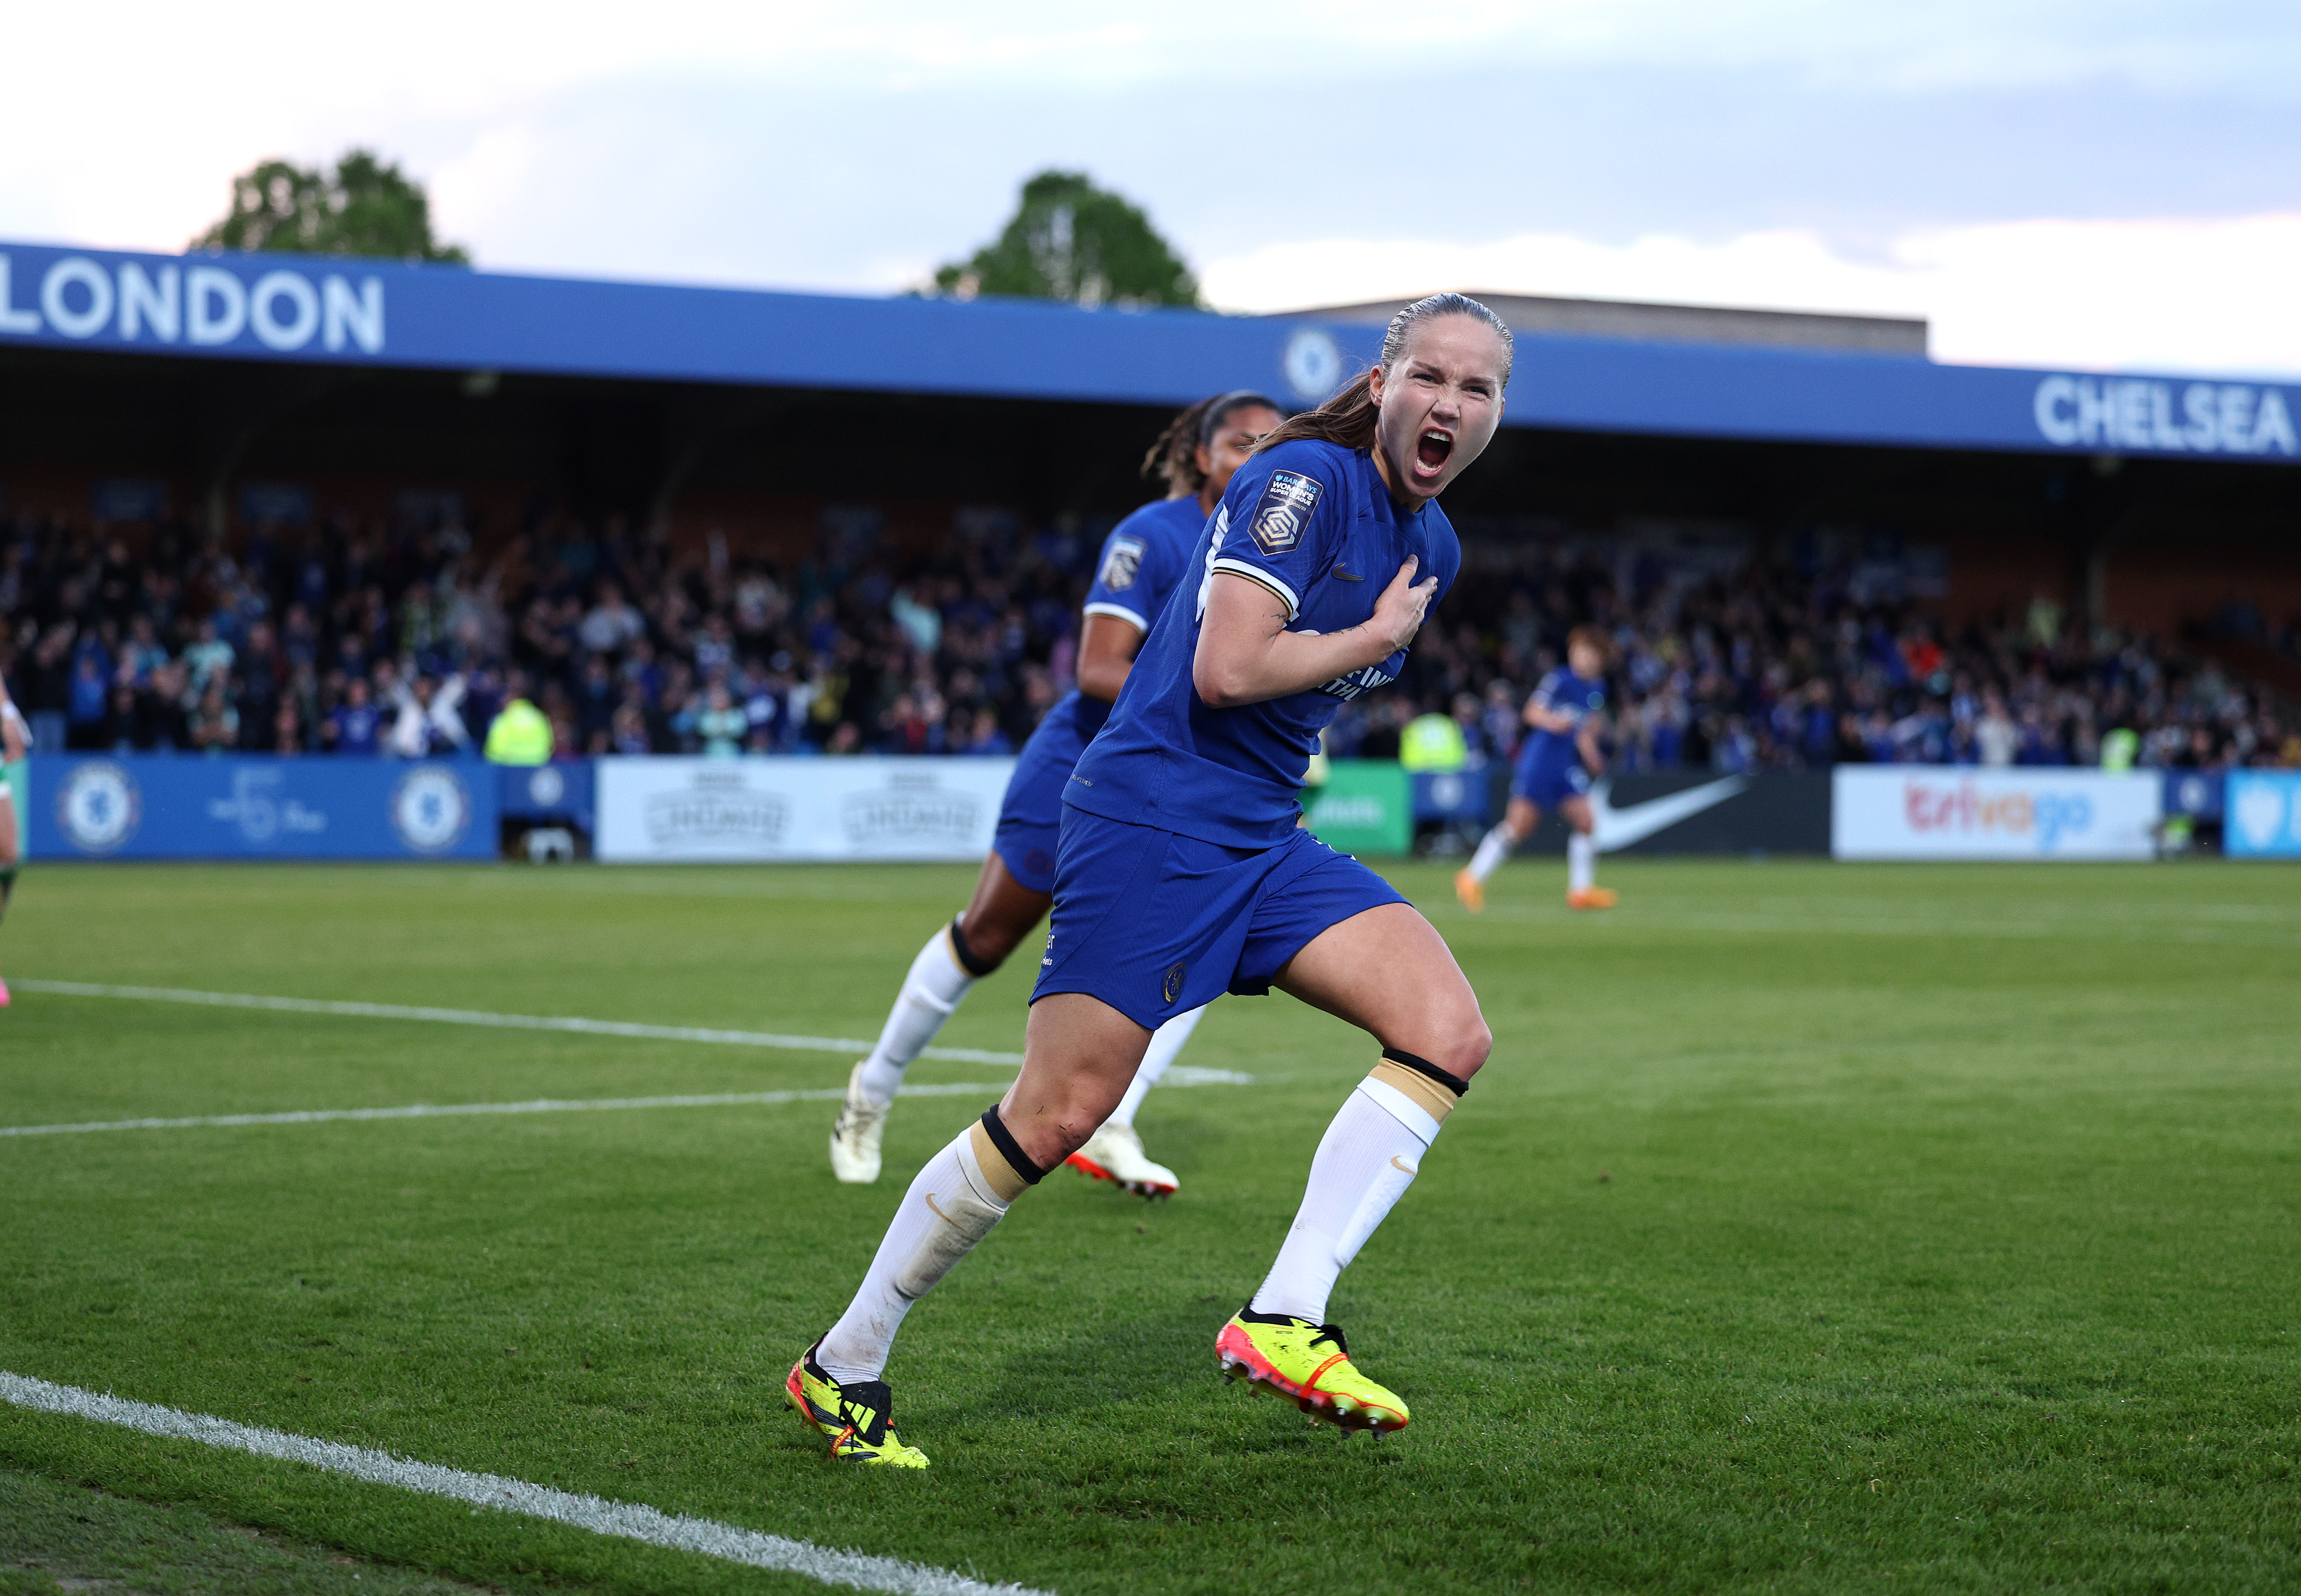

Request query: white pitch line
[
  {"left": 0, "top": 1084, "right": 973, "bottom": 1139},
  {"left": 0, "top": 1371, "right": 1048, "bottom": 1596},
  {"left": 0, "top": 1067, "right": 1259, "bottom": 1141},
  {"left": 11, "top": 980, "right": 1024, "bottom": 1065}
]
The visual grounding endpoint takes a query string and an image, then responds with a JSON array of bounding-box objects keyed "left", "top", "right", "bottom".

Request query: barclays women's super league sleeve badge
[{"left": 1249, "top": 471, "right": 1322, "bottom": 556}]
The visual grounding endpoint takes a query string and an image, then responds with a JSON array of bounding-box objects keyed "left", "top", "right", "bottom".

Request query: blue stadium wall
[
  {"left": 2, "top": 240, "right": 2296, "bottom": 463},
  {"left": 22, "top": 754, "right": 2297, "bottom": 862}
]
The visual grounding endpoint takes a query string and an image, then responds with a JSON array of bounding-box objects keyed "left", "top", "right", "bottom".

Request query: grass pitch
[{"left": 1, "top": 858, "right": 2296, "bottom": 1594}]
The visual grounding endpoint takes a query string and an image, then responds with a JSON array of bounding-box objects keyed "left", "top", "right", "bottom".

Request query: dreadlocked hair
[
  {"left": 1254, "top": 292, "right": 1514, "bottom": 455},
  {"left": 1142, "top": 394, "right": 1224, "bottom": 497}
]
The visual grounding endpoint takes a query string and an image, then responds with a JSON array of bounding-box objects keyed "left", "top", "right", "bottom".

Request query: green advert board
[{"left": 1302, "top": 759, "right": 1412, "bottom": 855}]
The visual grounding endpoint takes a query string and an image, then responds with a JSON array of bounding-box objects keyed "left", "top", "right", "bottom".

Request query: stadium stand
[
  {"left": 3, "top": 494, "right": 2291, "bottom": 773},
  {"left": 2, "top": 241, "right": 2295, "bottom": 780}
]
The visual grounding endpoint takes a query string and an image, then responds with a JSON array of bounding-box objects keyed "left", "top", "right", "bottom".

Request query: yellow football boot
[
  {"left": 1216, "top": 1307, "right": 1409, "bottom": 1433},
  {"left": 1453, "top": 868, "right": 1485, "bottom": 913},
  {"left": 786, "top": 1341, "right": 930, "bottom": 1467}
]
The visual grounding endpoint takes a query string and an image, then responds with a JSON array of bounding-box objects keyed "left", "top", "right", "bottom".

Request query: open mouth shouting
[{"left": 1412, "top": 426, "right": 1455, "bottom": 483}]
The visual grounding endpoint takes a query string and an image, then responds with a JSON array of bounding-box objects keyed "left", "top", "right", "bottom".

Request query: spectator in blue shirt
[
  {"left": 66, "top": 651, "right": 110, "bottom": 749},
  {"left": 960, "top": 706, "right": 1012, "bottom": 756},
  {"left": 327, "top": 678, "right": 383, "bottom": 755}
]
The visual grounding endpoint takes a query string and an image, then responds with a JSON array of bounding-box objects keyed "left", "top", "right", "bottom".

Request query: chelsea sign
[{"left": 2033, "top": 374, "right": 2296, "bottom": 457}]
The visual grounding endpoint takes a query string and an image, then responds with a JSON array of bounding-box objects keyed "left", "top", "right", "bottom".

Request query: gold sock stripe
[
  {"left": 966, "top": 1120, "right": 1032, "bottom": 1203},
  {"left": 940, "top": 921, "right": 985, "bottom": 978},
  {"left": 1369, "top": 1059, "right": 1458, "bottom": 1126}
]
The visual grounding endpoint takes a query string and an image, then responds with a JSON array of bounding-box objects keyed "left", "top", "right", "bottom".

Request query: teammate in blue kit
[
  {"left": 1456, "top": 626, "right": 1618, "bottom": 911},
  {"left": 791, "top": 296, "right": 1511, "bottom": 1465},
  {"left": 829, "top": 390, "right": 1283, "bottom": 1198}
]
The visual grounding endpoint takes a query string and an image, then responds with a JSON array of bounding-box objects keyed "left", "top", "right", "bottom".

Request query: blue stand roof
[{"left": 0, "top": 240, "right": 2292, "bottom": 465}]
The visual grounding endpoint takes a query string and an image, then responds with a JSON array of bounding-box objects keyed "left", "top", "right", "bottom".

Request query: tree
[
  {"left": 192, "top": 149, "right": 468, "bottom": 264},
  {"left": 933, "top": 170, "right": 1196, "bottom": 309}
]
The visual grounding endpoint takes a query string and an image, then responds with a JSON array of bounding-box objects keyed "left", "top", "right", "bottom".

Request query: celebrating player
[
  {"left": 789, "top": 294, "right": 1509, "bottom": 1465},
  {"left": 1455, "top": 626, "right": 1616, "bottom": 912},
  {"left": 0, "top": 667, "right": 25, "bottom": 1008},
  {"left": 828, "top": 390, "right": 1284, "bottom": 1197}
]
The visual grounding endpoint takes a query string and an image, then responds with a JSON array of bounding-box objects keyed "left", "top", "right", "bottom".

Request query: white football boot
[
  {"left": 828, "top": 1063, "right": 889, "bottom": 1184},
  {"left": 1065, "top": 1120, "right": 1178, "bottom": 1198}
]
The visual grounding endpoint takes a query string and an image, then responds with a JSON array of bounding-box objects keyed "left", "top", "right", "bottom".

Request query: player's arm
[
  {"left": 1523, "top": 679, "right": 1577, "bottom": 733},
  {"left": 1074, "top": 613, "right": 1146, "bottom": 704},
  {"left": 1576, "top": 712, "right": 1608, "bottom": 776},
  {"left": 1078, "top": 517, "right": 1168, "bottom": 703},
  {"left": 1194, "top": 560, "right": 1433, "bottom": 709}
]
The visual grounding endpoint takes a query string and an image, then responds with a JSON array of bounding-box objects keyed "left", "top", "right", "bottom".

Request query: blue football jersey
[
  {"left": 1082, "top": 496, "right": 1204, "bottom": 634},
  {"left": 1051, "top": 495, "right": 1210, "bottom": 744},
  {"left": 1068, "top": 440, "right": 1461, "bottom": 848},
  {"left": 1526, "top": 667, "right": 1606, "bottom": 767}
]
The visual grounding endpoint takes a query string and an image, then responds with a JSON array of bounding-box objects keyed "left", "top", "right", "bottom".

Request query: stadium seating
[{"left": 2, "top": 500, "right": 2293, "bottom": 772}]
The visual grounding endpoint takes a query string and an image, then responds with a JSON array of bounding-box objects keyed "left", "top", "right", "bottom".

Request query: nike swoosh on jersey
[
  {"left": 1330, "top": 565, "right": 1364, "bottom": 580},
  {"left": 1589, "top": 775, "right": 1752, "bottom": 851}
]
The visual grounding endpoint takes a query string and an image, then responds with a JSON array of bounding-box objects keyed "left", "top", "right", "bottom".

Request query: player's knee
[
  {"left": 1404, "top": 1004, "right": 1491, "bottom": 1083},
  {"left": 1439, "top": 1015, "right": 1494, "bottom": 1081},
  {"left": 998, "top": 1083, "right": 1108, "bottom": 1169},
  {"left": 949, "top": 913, "right": 1012, "bottom": 976}
]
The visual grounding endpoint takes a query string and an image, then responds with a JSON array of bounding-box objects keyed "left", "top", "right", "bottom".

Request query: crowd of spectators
[
  {"left": 1351, "top": 531, "right": 2301, "bottom": 773},
  {"left": 2, "top": 497, "right": 2294, "bottom": 774},
  {"left": 0, "top": 502, "right": 1089, "bottom": 763}
]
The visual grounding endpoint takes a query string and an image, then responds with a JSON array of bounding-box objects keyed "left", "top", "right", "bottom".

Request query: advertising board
[
  {"left": 594, "top": 756, "right": 1015, "bottom": 863},
  {"left": 26, "top": 755, "right": 496, "bottom": 861},
  {"left": 1303, "top": 762, "right": 1412, "bottom": 855},
  {"left": 498, "top": 760, "right": 595, "bottom": 833},
  {"left": 1495, "top": 772, "right": 1832, "bottom": 855},
  {"left": 2223, "top": 771, "right": 2301, "bottom": 858},
  {"left": 1831, "top": 767, "right": 2160, "bottom": 861},
  {"left": 2161, "top": 769, "right": 2225, "bottom": 824}
]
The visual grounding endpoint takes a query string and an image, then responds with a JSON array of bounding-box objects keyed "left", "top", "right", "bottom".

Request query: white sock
[
  {"left": 1466, "top": 823, "right": 1513, "bottom": 884},
  {"left": 855, "top": 925, "right": 977, "bottom": 1105},
  {"left": 1249, "top": 1063, "right": 1455, "bottom": 1325},
  {"left": 1568, "top": 831, "right": 1596, "bottom": 893},
  {"left": 817, "top": 1120, "right": 1018, "bottom": 1383},
  {"left": 1108, "top": 1004, "right": 1207, "bottom": 1128}
]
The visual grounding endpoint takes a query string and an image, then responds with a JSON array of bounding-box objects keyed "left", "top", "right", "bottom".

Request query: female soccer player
[
  {"left": 0, "top": 667, "right": 25, "bottom": 1008},
  {"left": 1455, "top": 626, "right": 1618, "bottom": 912},
  {"left": 790, "top": 295, "right": 1510, "bottom": 1465},
  {"left": 829, "top": 390, "right": 1284, "bottom": 1196}
]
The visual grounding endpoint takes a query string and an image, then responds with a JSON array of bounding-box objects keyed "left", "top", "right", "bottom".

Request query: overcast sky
[{"left": 5, "top": 0, "right": 2297, "bottom": 375}]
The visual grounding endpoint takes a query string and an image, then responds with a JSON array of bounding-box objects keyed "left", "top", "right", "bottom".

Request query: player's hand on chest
[{"left": 1299, "top": 514, "right": 1411, "bottom": 636}]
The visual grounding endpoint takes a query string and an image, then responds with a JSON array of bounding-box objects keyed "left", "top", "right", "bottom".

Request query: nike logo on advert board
[{"left": 1589, "top": 775, "right": 1752, "bottom": 851}]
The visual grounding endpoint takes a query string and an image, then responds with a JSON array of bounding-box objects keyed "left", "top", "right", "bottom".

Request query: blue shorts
[
  {"left": 1033, "top": 808, "right": 1407, "bottom": 1030},
  {"left": 991, "top": 706, "right": 1093, "bottom": 894},
  {"left": 1511, "top": 743, "right": 1591, "bottom": 808}
]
